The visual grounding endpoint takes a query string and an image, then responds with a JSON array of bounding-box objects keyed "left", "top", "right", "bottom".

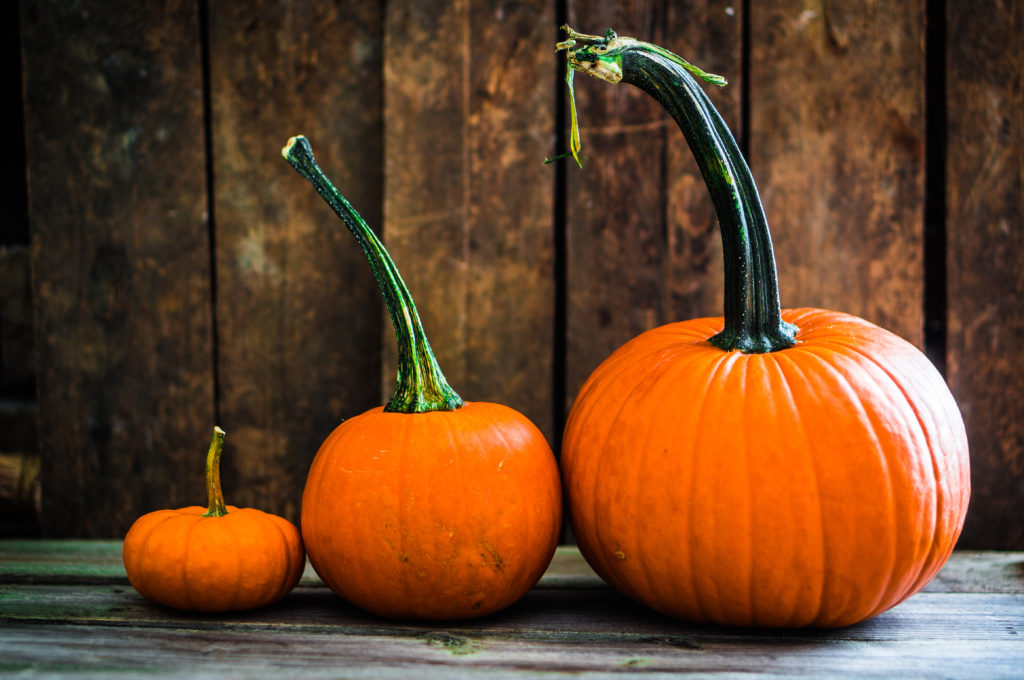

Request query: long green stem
[
  {"left": 283, "top": 136, "right": 464, "bottom": 413},
  {"left": 558, "top": 27, "right": 797, "bottom": 353},
  {"left": 202, "top": 426, "right": 228, "bottom": 518}
]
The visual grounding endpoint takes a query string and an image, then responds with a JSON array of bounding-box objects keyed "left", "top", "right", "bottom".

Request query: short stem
[
  {"left": 282, "top": 136, "right": 464, "bottom": 413},
  {"left": 560, "top": 29, "right": 797, "bottom": 353},
  {"left": 202, "top": 426, "right": 228, "bottom": 518}
]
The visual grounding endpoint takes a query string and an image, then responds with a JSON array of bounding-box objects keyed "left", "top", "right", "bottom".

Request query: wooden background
[{"left": 1, "top": 0, "right": 1020, "bottom": 548}]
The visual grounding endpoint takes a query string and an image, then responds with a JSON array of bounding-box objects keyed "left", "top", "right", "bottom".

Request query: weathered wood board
[
  {"left": 3, "top": 541, "right": 1022, "bottom": 594},
  {"left": 1, "top": 543, "right": 1022, "bottom": 678},
  {"left": 664, "top": 1, "right": 738, "bottom": 324},
  {"left": 563, "top": 1, "right": 742, "bottom": 415},
  {"left": 9, "top": 1, "right": 1023, "bottom": 549},
  {"left": 21, "top": 1, "right": 213, "bottom": 537},
  {"left": 208, "top": 1, "right": 384, "bottom": 524},
  {"left": 945, "top": 0, "right": 1024, "bottom": 549},
  {"left": 383, "top": 0, "right": 557, "bottom": 442},
  {"left": 748, "top": 1, "right": 926, "bottom": 346}
]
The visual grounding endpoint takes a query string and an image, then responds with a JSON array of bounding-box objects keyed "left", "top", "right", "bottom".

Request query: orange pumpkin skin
[
  {"left": 301, "top": 401, "right": 562, "bottom": 620},
  {"left": 122, "top": 505, "right": 304, "bottom": 612},
  {"left": 562, "top": 308, "right": 970, "bottom": 628}
]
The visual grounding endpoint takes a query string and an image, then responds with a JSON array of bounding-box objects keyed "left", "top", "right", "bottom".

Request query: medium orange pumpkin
[
  {"left": 122, "top": 427, "right": 305, "bottom": 612},
  {"left": 557, "top": 27, "right": 970, "bottom": 628},
  {"left": 283, "top": 136, "right": 562, "bottom": 620}
]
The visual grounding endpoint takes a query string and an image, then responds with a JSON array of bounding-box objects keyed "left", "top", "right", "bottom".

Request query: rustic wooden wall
[
  {"left": 20, "top": 1, "right": 214, "bottom": 537},
  {"left": 945, "top": 0, "right": 1023, "bottom": 549},
  {"left": 7, "top": 0, "right": 1022, "bottom": 548},
  {"left": 207, "top": 1, "right": 384, "bottom": 527},
  {"left": 383, "top": 0, "right": 556, "bottom": 438},
  {"left": 564, "top": 0, "right": 740, "bottom": 412},
  {"left": 750, "top": 1, "right": 926, "bottom": 346}
]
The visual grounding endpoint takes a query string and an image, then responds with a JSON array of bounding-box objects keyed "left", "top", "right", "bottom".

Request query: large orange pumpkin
[
  {"left": 283, "top": 136, "right": 562, "bottom": 620},
  {"left": 122, "top": 428, "right": 305, "bottom": 612},
  {"left": 557, "top": 27, "right": 970, "bottom": 627}
]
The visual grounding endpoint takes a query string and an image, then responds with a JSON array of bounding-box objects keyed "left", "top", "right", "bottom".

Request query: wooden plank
[
  {"left": 563, "top": 1, "right": 671, "bottom": 412},
  {"left": 665, "top": 2, "right": 740, "bottom": 322},
  {"left": 3, "top": 581, "right": 1024, "bottom": 639},
  {"left": 4, "top": 576, "right": 1024, "bottom": 644},
  {"left": 945, "top": 0, "right": 1024, "bottom": 549},
  {"left": 1, "top": 592, "right": 1022, "bottom": 677},
  {"left": 383, "top": 0, "right": 556, "bottom": 441},
  {"left": 2, "top": 541, "right": 1019, "bottom": 595},
  {"left": 382, "top": 0, "right": 469, "bottom": 402},
  {"left": 923, "top": 551, "right": 1024, "bottom": 595},
  {"left": 0, "top": 542, "right": 604, "bottom": 589},
  {"left": 3, "top": 587, "right": 1024, "bottom": 642},
  {"left": 208, "top": 1, "right": 384, "bottom": 522},
  {"left": 464, "top": 0, "right": 557, "bottom": 440},
  {"left": 2, "top": 622, "right": 1023, "bottom": 679},
  {"left": 0, "top": 540, "right": 127, "bottom": 584},
  {"left": 563, "top": 2, "right": 742, "bottom": 413},
  {"left": 1, "top": 543, "right": 1021, "bottom": 677},
  {"left": 20, "top": 1, "right": 212, "bottom": 537},
  {"left": 749, "top": 2, "right": 926, "bottom": 345}
]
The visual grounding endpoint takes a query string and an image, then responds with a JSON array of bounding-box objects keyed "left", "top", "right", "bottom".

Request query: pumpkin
[
  {"left": 122, "top": 427, "right": 305, "bottom": 612},
  {"left": 556, "top": 27, "right": 970, "bottom": 628},
  {"left": 282, "top": 136, "right": 562, "bottom": 620}
]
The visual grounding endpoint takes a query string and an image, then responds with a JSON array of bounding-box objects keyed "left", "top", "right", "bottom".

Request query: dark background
[{"left": 1, "top": 0, "right": 1020, "bottom": 548}]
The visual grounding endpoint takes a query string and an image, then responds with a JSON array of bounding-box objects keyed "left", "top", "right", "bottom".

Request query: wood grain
[
  {"left": 208, "top": 1, "right": 384, "bottom": 523},
  {"left": 5, "top": 616, "right": 1021, "bottom": 680},
  {"left": 749, "top": 1, "right": 926, "bottom": 345},
  {"left": 564, "top": 1, "right": 743, "bottom": 414},
  {"left": 10, "top": 1, "right": 1023, "bottom": 549},
  {"left": 564, "top": 1, "right": 671, "bottom": 413},
  {"left": 383, "top": 0, "right": 556, "bottom": 440},
  {"left": 3, "top": 588, "right": 1024, "bottom": 642},
  {"left": 664, "top": 2, "right": 740, "bottom": 323},
  {"left": 945, "top": 0, "right": 1024, "bottom": 549},
  {"left": 464, "top": 0, "right": 557, "bottom": 440},
  {"left": 0, "top": 543, "right": 1022, "bottom": 679},
  {"left": 21, "top": 1, "right": 213, "bottom": 536},
  {"left": 4, "top": 541, "right": 1022, "bottom": 594}
]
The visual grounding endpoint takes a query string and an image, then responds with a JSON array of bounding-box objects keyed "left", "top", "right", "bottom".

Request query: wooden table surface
[{"left": 1, "top": 541, "right": 1022, "bottom": 678}]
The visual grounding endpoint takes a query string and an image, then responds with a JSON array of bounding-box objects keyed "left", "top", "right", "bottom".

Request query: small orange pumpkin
[
  {"left": 283, "top": 136, "right": 562, "bottom": 620},
  {"left": 122, "top": 427, "right": 305, "bottom": 612},
  {"left": 556, "top": 28, "right": 970, "bottom": 628}
]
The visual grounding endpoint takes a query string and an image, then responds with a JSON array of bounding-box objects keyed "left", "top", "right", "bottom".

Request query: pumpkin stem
[
  {"left": 202, "top": 426, "right": 228, "bottom": 518},
  {"left": 557, "top": 27, "right": 797, "bottom": 353},
  {"left": 282, "top": 136, "right": 465, "bottom": 413}
]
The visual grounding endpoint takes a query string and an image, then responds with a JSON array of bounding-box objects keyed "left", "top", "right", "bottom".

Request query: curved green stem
[
  {"left": 282, "top": 136, "right": 464, "bottom": 413},
  {"left": 558, "top": 27, "right": 797, "bottom": 353},
  {"left": 202, "top": 426, "right": 228, "bottom": 518}
]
